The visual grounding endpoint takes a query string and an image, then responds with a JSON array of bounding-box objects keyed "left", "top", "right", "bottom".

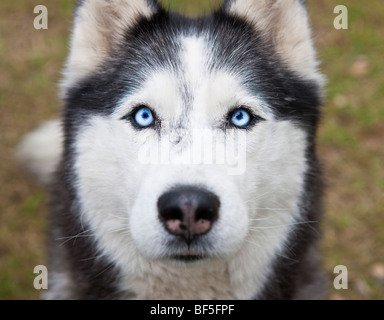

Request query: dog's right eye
[
  {"left": 134, "top": 107, "right": 154, "bottom": 127},
  {"left": 123, "top": 106, "right": 156, "bottom": 129}
]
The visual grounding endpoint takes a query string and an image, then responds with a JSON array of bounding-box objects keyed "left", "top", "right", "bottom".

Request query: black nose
[{"left": 157, "top": 186, "right": 220, "bottom": 245}]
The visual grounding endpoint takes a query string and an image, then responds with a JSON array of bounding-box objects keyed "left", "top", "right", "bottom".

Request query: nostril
[
  {"left": 191, "top": 218, "right": 212, "bottom": 235},
  {"left": 195, "top": 204, "right": 219, "bottom": 222},
  {"left": 165, "top": 218, "right": 185, "bottom": 234},
  {"left": 162, "top": 206, "right": 183, "bottom": 221},
  {"left": 161, "top": 206, "right": 186, "bottom": 235}
]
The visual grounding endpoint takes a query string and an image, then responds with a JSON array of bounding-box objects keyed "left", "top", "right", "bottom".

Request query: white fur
[
  {"left": 73, "top": 35, "right": 309, "bottom": 299},
  {"left": 16, "top": 119, "right": 62, "bottom": 185}
]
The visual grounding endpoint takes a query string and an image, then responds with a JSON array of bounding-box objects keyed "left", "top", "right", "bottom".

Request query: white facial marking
[{"left": 181, "top": 36, "right": 207, "bottom": 87}]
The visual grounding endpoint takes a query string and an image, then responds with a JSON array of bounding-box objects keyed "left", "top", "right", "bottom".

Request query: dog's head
[{"left": 61, "top": 0, "right": 323, "bottom": 274}]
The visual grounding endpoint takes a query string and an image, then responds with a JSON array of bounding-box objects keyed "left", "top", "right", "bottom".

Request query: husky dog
[{"left": 18, "top": 0, "right": 326, "bottom": 299}]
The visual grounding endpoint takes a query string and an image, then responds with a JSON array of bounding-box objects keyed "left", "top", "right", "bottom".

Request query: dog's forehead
[
  {"left": 121, "top": 18, "right": 269, "bottom": 117},
  {"left": 175, "top": 35, "right": 247, "bottom": 113},
  {"left": 122, "top": 33, "right": 267, "bottom": 123},
  {"left": 120, "top": 12, "right": 266, "bottom": 88}
]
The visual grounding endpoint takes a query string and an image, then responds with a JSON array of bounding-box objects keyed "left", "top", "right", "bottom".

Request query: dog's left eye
[
  {"left": 228, "top": 107, "right": 264, "bottom": 129},
  {"left": 230, "top": 109, "right": 252, "bottom": 128}
]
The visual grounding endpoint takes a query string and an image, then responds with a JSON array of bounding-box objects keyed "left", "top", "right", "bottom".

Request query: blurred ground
[{"left": 0, "top": 0, "right": 383, "bottom": 299}]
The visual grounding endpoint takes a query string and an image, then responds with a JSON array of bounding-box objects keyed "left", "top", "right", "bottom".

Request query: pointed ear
[
  {"left": 223, "top": 0, "right": 324, "bottom": 86},
  {"left": 61, "top": 0, "right": 159, "bottom": 96}
]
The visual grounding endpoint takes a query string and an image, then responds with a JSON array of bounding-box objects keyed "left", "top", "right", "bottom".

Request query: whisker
[
  {"left": 244, "top": 238, "right": 299, "bottom": 263},
  {"left": 244, "top": 239, "right": 263, "bottom": 249},
  {"left": 57, "top": 230, "right": 93, "bottom": 246},
  {"left": 93, "top": 262, "right": 116, "bottom": 279},
  {"left": 107, "top": 213, "right": 130, "bottom": 221},
  {"left": 248, "top": 220, "right": 318, "bottom": 231},
  {"left": 248, "top": 217, "right": 273, "bottom": 222},
  {"left": 253, "top": 208, "right": 289, "bottom": 211}
]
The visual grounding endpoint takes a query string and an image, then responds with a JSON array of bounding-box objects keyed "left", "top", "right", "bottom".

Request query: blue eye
[
  {"left": 230, "top": 109, "right": 252, "bottom": 128},
  {"left": 134, "top": 106, "right": 154, "bottom": 128}
]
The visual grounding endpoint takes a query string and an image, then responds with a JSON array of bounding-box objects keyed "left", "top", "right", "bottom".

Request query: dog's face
[{"left": 63, "top": 0, "right": 323, "bottom": 278}]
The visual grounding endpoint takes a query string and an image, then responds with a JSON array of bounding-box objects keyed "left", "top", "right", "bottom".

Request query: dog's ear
[
  {"left": 222, "top": 0, "right": 324, "bottom": 85},
  {"left": 61, "top": 0, "right": 159, "bottom": 96}
]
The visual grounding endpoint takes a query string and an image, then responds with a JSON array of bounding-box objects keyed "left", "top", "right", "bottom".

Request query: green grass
[
  {"left": 310, "top": 0, "right": 384, "bottom": 299},
  {"left": 0, "top": 0, "right": 383, "bottom": 300}
]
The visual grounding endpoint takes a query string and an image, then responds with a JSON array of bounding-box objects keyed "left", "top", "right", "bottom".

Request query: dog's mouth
[
  {"left": 169, "top": 248, "right": 207, "bottom": 262},
  {"left": 170, "top": 254, "right": 205, "bottom": 262}
]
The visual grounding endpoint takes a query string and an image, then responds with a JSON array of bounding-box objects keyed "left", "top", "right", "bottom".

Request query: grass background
[{"left": 0, "top": 0, "right": 383, "bottom": 299}]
